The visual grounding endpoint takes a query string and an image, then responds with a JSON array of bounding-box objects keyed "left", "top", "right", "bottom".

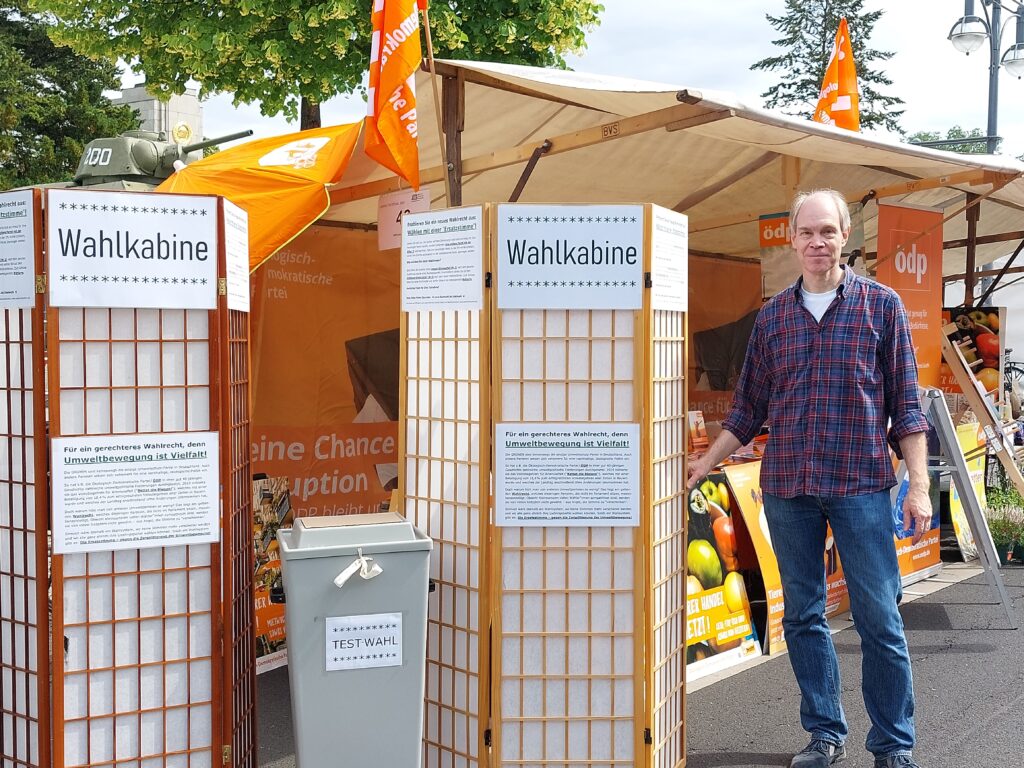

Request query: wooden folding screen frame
[
  {"left": 0, "top": 189, "right": 50, "bottom": 768},
  {"left": 0, "top": 190, "right": 255, "bottom": 768},
  {"left": 399, "top": 203, "right": 688, "bottom": 768}
]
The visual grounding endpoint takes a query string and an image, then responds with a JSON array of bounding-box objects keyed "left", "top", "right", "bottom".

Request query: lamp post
[{"left": 947, "top": 0, "right": 1024, "bottom": 154}]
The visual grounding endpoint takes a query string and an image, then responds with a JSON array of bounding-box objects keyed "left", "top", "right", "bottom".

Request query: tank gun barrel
[{"left": 181, "top": 129, "right": 254, "bottom": 154}]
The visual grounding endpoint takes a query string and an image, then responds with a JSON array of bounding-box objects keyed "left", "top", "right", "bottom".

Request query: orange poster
[
  {"left": 249, "top": 225, "right": 401, "bottom": 517},
  {"left": 875, "top": 203, "right": 943, "bottom": 388},
  {"left": 723, "top": 461, "right": 850, "bottom": 656}
]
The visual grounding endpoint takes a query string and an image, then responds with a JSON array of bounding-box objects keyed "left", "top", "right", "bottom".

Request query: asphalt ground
[{"left": 257, "top": 563, "right": 1024, "bottom": 767}]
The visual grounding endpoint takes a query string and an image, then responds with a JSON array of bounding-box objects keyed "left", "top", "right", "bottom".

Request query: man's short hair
[{"left": 790, "top": 189, "right": 851, "bottom": 235}]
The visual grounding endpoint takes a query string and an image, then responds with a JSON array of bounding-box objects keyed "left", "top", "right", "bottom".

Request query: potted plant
[
  {"left": 985, "top": 506, "right": 1019, "bottom": 566},
  {"left": 1013, "top": 512, "right": 1024, "bottom": 565}
]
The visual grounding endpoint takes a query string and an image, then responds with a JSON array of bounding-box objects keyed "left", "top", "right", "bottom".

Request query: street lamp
[{"left": 948, "top": 0, "right": 1024, "bottom": 153}]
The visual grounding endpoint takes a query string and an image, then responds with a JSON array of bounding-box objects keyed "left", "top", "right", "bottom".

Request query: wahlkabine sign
[
  {"left": 46, "top": 189, "right": 219, "bottom": 309},
  {"left": 497, "top": 203, "right": 644, "bottom": 310}
]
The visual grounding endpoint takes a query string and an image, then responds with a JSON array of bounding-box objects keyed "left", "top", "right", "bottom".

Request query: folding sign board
[
  {"left": 399, "top": 203, "right": 689, "bottom": 767},
  {"left": 0, "top": 188, "right": 256, "bottom": 768}
]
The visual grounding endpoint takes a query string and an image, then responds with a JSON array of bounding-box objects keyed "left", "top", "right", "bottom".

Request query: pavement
[{"left": 257, "top": 562, "right": 1024, "bottom": 768}]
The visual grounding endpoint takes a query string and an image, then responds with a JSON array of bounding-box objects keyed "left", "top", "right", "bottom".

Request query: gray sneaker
[
  {"left": 874, "top": 756, "right": 920, "bottom": 768},
  {"left": 790, "top": 738, "right": 846, "bottom": 768}
]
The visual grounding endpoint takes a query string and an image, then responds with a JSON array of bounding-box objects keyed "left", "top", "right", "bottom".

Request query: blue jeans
[{"left": 763, "top": 491, "right": 915, "bottom": 758}]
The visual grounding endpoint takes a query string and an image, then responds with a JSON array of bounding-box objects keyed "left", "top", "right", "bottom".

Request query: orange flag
[
  {"left": 813, "top": 18, "right": 860, "bottom": 131},
  {"left": 365, "top": 0, "right": 422, "bottom": 188},
  {"left": 156, "top": 122, "right": 362, "bottom": 271}
]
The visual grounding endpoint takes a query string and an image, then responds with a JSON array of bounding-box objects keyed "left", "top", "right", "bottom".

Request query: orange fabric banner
[
  {"left": 365, "top": 0, "right": 422, "bottom": 188},
  {"left": 156, "top": 122, "right": 362, "bottom": 271},
  {"left": 813, "top": 18, "right": 860, "bottom": 131},
  {"left": 875, "top": 204, "right": 944, "bottom": 388},
  {"left": 688, "top": 254, "right": 764, "bottom": 424},
  {"left": 249, "top": 225, "right": 401, "bottom": 517}
]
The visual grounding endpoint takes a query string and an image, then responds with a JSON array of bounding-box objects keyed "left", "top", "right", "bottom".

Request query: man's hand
[
  {"left": 687, "top": 429, "right": 743, "bottom": 490},
  {"left": 687, "top": 457, "right": 711, "bottom": 490},
  {"left": 902, "top": 485, "right": 932, "bottom": 545}
]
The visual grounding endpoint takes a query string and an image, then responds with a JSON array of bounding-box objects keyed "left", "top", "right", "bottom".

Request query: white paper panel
[
  {"left": 497, "top": 307, "right": 638, "bottom": 765},
  {"left": 56, "top": 307, "right": 216, "bottom": 766}
]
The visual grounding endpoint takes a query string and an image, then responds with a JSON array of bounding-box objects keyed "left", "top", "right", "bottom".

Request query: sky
[{"left": 191, "top": 1, "right": 1024, "bottom": 158}]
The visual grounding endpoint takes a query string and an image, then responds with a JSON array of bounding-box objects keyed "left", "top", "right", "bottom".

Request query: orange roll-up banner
[
  {"left": 249, "top": 225, "right": 401, "bottom": 517},
  {"left": 874, "top": 203, "right": 943, "bottom": 388},
  {"left": 723, "top": 461, "right": 850, "bottom": 656},
  {"left": 688, "top": 254, "right": 763, "bottom": 424}
]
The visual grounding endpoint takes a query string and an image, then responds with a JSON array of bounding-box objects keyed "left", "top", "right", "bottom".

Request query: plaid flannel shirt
[{"left": 722, "top": 267, "right": 929, "bottom": 498}]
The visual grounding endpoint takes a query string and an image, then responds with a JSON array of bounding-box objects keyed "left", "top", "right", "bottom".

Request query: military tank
[{"left": 72, "top": 128, "right": 253, "bottom": 189}]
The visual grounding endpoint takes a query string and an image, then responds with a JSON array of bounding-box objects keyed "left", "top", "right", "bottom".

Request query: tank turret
[{"left": 73, "top": 129, "right": 253, "bottom": 187}]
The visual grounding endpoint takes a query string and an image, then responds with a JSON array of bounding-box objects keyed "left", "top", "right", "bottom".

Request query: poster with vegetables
[
  {"left": 685, "top": 476, "right": 761, "bottom": 680},
  {"left": 722, "top": 461, "right": 850, "bottom": 656},
  {"left": 940, "top": 307, "right": 1005, "bottom": 403},
  {"left": 949, "top": 422, "right": 985, "bottom": 560}
]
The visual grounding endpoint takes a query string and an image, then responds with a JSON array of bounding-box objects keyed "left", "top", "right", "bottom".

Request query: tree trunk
[{"left": 300, "top": 97, "right": 321, "bottom": 130}]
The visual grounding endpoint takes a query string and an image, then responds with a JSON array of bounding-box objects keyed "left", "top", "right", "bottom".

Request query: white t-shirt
[{"left": 801, "top": 287, "right": 837, "bottom": 322}]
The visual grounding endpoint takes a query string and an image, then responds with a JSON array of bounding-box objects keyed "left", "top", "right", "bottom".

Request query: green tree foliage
[
  {"left": 0, "top": 5, "right": 138, "bottom": 188},
  {"left": 29, "top": 0, "right": 603, "bottom": 125},
  {"left": 751, "top": 0, "right": 904, "bottom": 133},
  {"left": 907, "top": 126, "right": 991, "bottom": 155}
]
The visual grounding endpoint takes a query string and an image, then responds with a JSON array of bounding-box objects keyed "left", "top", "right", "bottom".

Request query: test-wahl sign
[{"left": 46, "top": 189, "right": 219, "bottom": 309}]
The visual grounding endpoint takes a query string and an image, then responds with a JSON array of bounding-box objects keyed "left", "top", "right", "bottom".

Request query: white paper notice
[
  {"left": 401, "top": 207, "right": 484, "bottom": 311},
  {"left": 0, "top": 189, "right": 37, "bottom": 309},
  {"left": 650, "top": 205, "right": 688, "bottom": 312},
  {"left": 378, "top": 187, "right": 430, "bottom": 250},
  {"left": 496, "top": 423, "right": 640, "bottom": 526},
  {"left": 326, "top": 612, "right": 402, "bottom": 671},
  {"left": 497, "top": 204, "right": 644, "bottom": 310},
  {"left": 223, "top": 199, "right": 250, "bottom": 312},
  {"left": 51, "top": 432, "right": 220, "bottom": 553},
  {"left": 47, "top": 189, "right": 218, "bottom": 309}
]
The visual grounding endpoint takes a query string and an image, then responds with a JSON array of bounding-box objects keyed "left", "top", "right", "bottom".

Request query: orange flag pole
[{"left": 420, "top": 1, "right": 452, "bottom": 206}]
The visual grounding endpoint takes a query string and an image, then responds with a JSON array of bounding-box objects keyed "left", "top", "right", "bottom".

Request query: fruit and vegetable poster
[
  {"left": 949, "top": 422, "right": 986, "bottom": 560},
  {"left": 249, "top": 226, "right": 401, "bottom": 518},
  {"left": 253, "top": 476, "right": 292, "bottom": 674},
  {"left": 940, "top": 307, "right": 1004, "bottom": 409},
  {"left": 874, "top": 203, "right": 943, "bottom": 388},
  {"left": 685, "top": 476, "right": 761, "bottom": 679},
  {"left": 722, "top": 461, "right": 850, "bottom": 656}
]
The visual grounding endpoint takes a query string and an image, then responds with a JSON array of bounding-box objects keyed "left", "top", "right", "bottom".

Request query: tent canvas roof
[{"left": 322, "top": 60, "right": 1024, "bottom": 277}]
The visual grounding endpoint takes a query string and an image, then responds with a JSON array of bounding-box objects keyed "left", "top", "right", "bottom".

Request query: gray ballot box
[{"left": 277, "top": 512, "right": 433, "bottom": 767}]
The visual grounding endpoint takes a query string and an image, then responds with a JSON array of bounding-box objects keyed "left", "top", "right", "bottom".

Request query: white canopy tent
[{"left": 322, "top": 60, "right": 1024, "bottom": 297}]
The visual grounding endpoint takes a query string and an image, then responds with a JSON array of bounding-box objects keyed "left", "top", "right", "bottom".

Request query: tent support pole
[
  {"left": 975, "top": 237, "right": 1024, "bottom": 306},
  {"left": 442, "top": 72, "right": 465, "bottom": 206},
  {"left": 672, "top": 152, "right": 777, "bottom": 213},
  {"left": 328, "top": 102, "right": 734, "bottom": 206},
  {"left": 689, "top": 169, "right": 1018, "bottom": 234},
  {"left": 945, "top": 262, "right": 1024, "bottom": 282},
  {"left": 965, "top": 192, "right": 980, "bottom": 306},
  {"left": 508, "top": 141, "right": 553, "bottom": 202}
]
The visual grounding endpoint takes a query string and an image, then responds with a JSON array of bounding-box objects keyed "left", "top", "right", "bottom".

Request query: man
[{"left": 687, "top": 189, "right": 931, "bottom": 768}]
